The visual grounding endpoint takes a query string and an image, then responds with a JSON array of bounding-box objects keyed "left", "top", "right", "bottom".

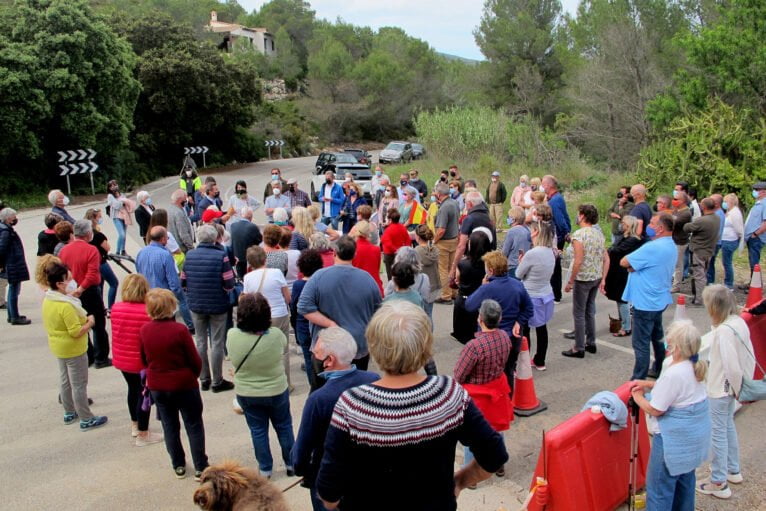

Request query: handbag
[
  {"left": 609, "top": 315, "right": 622, "bottom": 334},
  {"left": 235, "top": 334, "right": 264, "bottom": 373},
  {"left": 722, "top": 324, "right": 766, "bottom": 402}
]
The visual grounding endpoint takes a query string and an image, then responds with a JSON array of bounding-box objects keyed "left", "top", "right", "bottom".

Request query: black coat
[
  {"left": 134, "top": 204, "right": 155, "bottom": 241},
  {"left": 0, "top": 222, "right": 30, "bottom": 283},
  {"left": 604, "top": 236, "right": 642, "bottom": 303}
]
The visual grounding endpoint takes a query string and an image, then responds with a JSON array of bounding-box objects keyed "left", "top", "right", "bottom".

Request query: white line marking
[{"left": 557, "top": 329, "right": 634, "bottom": 355}]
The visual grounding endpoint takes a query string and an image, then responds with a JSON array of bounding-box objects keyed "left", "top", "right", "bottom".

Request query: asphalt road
[{"left": 2, "top": 155, "right": 764, "bottom": 510}]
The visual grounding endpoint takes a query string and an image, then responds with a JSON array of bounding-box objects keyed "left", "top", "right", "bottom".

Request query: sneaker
[
  {"left": 64, "top": 412, "right": 78, "bottom": 425},
  {"left": 211, "top": 380, "right": 235, "bottom": 393},
  {"left": 531, "top": 363, "right": 547, "bottom": 371},
  {"left": 93, "top": 359, "right": 113, "bottom": 369},
  {"left": 80, "top": 415, "right": 108, "bottom": 431},
  {"left": 727, "top": 473, "right": 743, "bottom": 484},
  {"left": 697, "top": 480, "right": 731, "bottom": 499},
  {"left": 135, "top": 431, "right": 164, "bottom": 447},
  {"left": 194, "top": 470, "right": 204, "bottom": 482},
  {"left": 131, "top": 422, "right": 139, "bottom": 438},
  {"left": 563, "top": 331, "right": 575, "bottom": 340},
  {"left": 260, "top": 470, "right": 272, "bottom": 479},
  {"left": 286, "top": 465, "right": 295, "bottom": 477},
  {"left": 174, "top": 467, "right": 187, "bottom": 479}
]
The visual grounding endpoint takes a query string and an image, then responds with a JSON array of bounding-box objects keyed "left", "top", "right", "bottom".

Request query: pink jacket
[{"left": 111, "top": 301, "right": 151, "bottom": 373}]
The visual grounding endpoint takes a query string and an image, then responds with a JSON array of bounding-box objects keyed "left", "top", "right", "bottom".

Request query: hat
[
  {"left": 754, "top": 181, "right": 766, "bottom": 190},
  {"left": 202, "top": 208, "right": 224, "bottom": 223},
  {"left": 287, "top": 178, "right": 297, "bottom": 185},
  {"left": 491, "top": 171, "right": 501, "bottom": 177}
]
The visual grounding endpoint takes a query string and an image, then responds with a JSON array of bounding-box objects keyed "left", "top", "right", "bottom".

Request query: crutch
[{"left": 627, "top": 396, "right": 640, "bottom": 511}]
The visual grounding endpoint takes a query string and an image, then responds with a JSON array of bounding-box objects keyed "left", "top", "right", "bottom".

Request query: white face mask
[
  {"left": 185, "top": 170, "right": 192, "bottom": 177},
  {"left": 63, "top": 196, "right": 70, "bottom": 206},
  {"left": 273, "top": 188, "right": 281, "bottom": 196},
  {"left": 491, "top": 177, "right": 498, "bottom": 182},
  {"left": 384, "top": 190, "right": 391, "bottom": 197},
  {"left": 344, "top": 177, "right": 351, "bottom": 183},
  {"left": 65, "top": 279, "right": 77, "bottom": 294},
  {"left": 540, "top": 185, "right": 546, "bottom": 194}
]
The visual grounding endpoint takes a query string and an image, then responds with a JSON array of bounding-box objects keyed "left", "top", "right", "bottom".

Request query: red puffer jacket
[{"left": 111, "top": 301, "right": 151, "bottom": 373}]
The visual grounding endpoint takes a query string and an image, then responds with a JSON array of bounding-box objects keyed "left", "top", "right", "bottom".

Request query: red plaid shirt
[{"left": 454, "top": 329, "right": 512, "bottom": 385}]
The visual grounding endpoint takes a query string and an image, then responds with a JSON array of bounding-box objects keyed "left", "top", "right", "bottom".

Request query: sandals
[{"left": 612, "top": 329, "right": 631, "bottom": 337}]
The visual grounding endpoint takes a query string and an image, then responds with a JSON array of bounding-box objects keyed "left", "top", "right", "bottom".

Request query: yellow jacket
[
  {"left": 42, "top": 299, "right": 89, "bottom": 359},
  {"left": 426, "top": 202, "right": 439, "bottom": 232}
]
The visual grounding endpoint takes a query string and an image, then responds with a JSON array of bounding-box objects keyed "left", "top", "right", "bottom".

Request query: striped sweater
[{"left": 316, "top": 375, "right": 509, "bottom": 510}]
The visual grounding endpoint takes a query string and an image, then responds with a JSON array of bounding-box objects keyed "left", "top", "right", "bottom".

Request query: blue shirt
[
  {"left": 622, "top": 236, "right": 677, "bottom": 311},
  {"left": 548, "top": 192, "right": 571, "bottom": 242},
  {"left": 715, "top": 209, "right": 726, "bottom": 246},
  {"left": 136, "top": 242, "right": 182, "bottom": 296},
  {"left": 744, "top": 198, "right": 766, "bottom": 242},
  {"left": 464, "top": 275, "right": 533, "bottom": 336}
]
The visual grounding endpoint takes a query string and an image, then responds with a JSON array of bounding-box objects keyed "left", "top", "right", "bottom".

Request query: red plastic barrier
[
  {"left": 742, "top": 312, "right": 766, "bottom": 379},
  {"left": 526, "top": 382, "right": 650, "bottom": 511}
]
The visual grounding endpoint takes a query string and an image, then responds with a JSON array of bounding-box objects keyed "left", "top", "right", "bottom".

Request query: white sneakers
[
  {"left": 697, "top": 473, "right": 743, "bottom": 500},
  {"left": 135, "top": 431, "right": 164, "bottom": 447}
]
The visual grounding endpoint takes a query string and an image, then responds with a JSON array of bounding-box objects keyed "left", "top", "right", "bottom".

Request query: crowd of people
[{"left": 0, "top": 165, "right": 765, "bottom": 510}]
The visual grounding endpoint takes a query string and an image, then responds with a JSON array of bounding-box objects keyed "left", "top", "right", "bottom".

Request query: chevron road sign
[
  {"left": 264, "top": 139, "right": 285, "bottom": 159},
  {"left": 56, "top": 148, "right": 98, "bottom": 195},
  {"left": 184, "top": 146, "right": 209, "bottom": 155}
]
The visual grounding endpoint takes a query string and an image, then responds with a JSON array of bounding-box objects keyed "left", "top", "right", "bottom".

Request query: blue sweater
[
  {"left": 464, "top": 275, "right": 533, "bottom": 337},
  {"left": 549, "top": 192, "right": 571, "bottom": 242},
  {"left": 292, "top": 369, "right": 380, "bottom": 485}
]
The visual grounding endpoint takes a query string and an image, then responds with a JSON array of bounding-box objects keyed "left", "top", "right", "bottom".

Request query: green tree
[
  {"left": 244, "top": 0, "right": 316, "bottom": 70},
  {"left": 273, "top": 26, "right": 302, "bottom": 87},
  {"left": 0, "top": 0, "right": 140, "bottom": 194},
  {"left": 474, "top": 0, "right": 564, "bottom": 122}
]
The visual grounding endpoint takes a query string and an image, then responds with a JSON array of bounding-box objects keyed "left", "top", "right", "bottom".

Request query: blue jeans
[
  {"left": 175, "top": 291, "right": 195, "bottom": 330},
  {"left": 423, "top": 300, "right": 434, "bottom": 330},
  {"left": 6, "top": 281, "right": 20, "bottom": 320},
  {"left": 720, "top": 240, "right": 739, "bottom": 289},
  {"left": 237, "top": 390, "right": 295, "bottom": 473},
  {"left": 295, "top": 328, "right": 315, "bottom": 387},
  {"left": 631, "top": 308, "right": 666, "bottom": 380},
  {"left": 646, "top": 433, "right": 696, "bottom": 511},
  {"left": 151, "top": 388, "right": 208, "bottom": 472},
  {"left": 113, "top": 218, "right": 126, "bottom": 254},
  {"left": 709, "top": 395, "right": 740, "bottom": 484},
  {"left": 747, "top": 236, "right": 763, "bottom": 272},
  {"left": 707, "top": 244, "right": 722, "bottom": 283},
  {"left": 463, "top": 445, "right": 474, "bottom": 468},
  {"left": 683, "top": 246, "right": 691, "bottom": 280},
  {"left": 99, "top": 262, "right": 119, "bottom": 309},
  {"left": 618, "top": 301, "right": 632, "bottom": 332}
]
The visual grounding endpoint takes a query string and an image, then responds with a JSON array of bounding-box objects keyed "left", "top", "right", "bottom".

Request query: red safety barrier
[
  {"left": 525, "top": 381, "right": 650, "bottom": 511},
  {"left": 742, "top": 311, "right": 766, "bottom": 379}
]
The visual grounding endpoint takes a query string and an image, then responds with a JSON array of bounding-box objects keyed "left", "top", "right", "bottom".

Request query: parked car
[
  {"left": 378, "top": 141, "right": 413, "bottom": 164},
  {"left": 410, "top": 143, "right": 426, "bottom": 160},
  {"left": 343, "top": 148, "right": 372, "bottom": 166},
  {"left": 311, "top": 152, "right": 373, "bottom": 201}
]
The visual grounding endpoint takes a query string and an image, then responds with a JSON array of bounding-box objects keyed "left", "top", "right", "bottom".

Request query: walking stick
[{"left": 627, "top": 397, "right": 640, "bottom": 511}]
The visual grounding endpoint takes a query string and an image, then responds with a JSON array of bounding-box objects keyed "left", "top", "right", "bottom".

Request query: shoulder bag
[
  {"left": 235, "top": 334, "right": 264, "bottom": 373},
  {"left": 723, "top": 324, "right": 766, "bottom": 402}
]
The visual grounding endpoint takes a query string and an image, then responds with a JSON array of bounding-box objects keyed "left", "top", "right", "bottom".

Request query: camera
[{"left": 617, "top": 192, "right": 624, "bottom": 199}]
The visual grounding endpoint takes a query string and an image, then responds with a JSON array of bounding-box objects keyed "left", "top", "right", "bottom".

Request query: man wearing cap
[
  {"left": 284, "top": 178, "right": 311, "bottom": 209},
  {"left": 227, "top": 180, "right": 260, "bottom": 224},
  {"left": 264, "top": 168, "right": 288, "bottom": 202},
  {"left": 485, "top": 171, "right": 507, "bottom": 229},
  {"left": 744, "top": 181, "right": 766, "bottom": 274},
  {"left": 201, "top": 208, "right": 225, "bottom": 225}
]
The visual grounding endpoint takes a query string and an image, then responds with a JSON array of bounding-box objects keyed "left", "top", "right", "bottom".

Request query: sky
[{"left": 238, "top": 0, "right": 580, "bottom": 61}]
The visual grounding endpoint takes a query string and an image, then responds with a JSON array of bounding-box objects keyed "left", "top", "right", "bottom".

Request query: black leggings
[
  {"left": 122, "top": 371, "right": 151, "bottom": 431},
  {"left": 523, "top": 324, "right": 549, "bottom": 367}
]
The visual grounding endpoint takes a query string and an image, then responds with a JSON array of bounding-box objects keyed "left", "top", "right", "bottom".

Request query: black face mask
[
  {"left": 237, "top": 189, "right": 247, "bottom": 196},
  {"left": 440, "top": 176, "right": 447, "bottom": 182},
  {"left": 326, "top": 178, "right": 332, "bottom": 185},
  {"left": 10, "top": 218, "right": 18, "bottom": 226},
  {"left": 652, "top": 204, "right": 658, "bottom": 212},
  {"left": 289, "top": 185, "right": 295, "bottom": 192},
  {"left": 214, "top": 191, "right": 221, "bottom": 198},
  {"left": 400, "top": 180, "right": 408, "bottom": 187},
  {"left": 450, "top": 171, "right": 456, "bottom": 177}
]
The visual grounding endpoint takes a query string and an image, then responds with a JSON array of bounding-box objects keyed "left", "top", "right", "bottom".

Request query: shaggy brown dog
[{"left": 193, "top": 461, "right": 290, "bottom": 511}]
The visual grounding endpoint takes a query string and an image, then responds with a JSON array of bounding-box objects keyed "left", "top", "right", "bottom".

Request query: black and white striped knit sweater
[{"left": 330, "top": 375, "right": 470, "bottom": 447}]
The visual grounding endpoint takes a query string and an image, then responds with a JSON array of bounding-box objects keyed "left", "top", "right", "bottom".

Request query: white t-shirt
[
  {"left": 285, "top": 249, "right": 300, "bottom": 286},
  {"left": 647, "top": 360, "right": 707, "bottom": 434},
  {"left": 243, "top": 268, "right": 289, "bottom": 318},
  {"left": 166, "top": 232, "right": 180, "bottom": 254},
  {"left": 323, "top": 184, "right": 333, "bottom": 217}
]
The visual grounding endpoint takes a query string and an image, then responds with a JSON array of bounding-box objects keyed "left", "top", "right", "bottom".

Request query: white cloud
[{"left": 238, "top": 0, "right": 580, "bottom": 60}]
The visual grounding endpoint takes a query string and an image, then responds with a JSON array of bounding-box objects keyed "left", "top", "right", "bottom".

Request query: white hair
[
  {"left": 273, "top": 207, "right": 288, "bottom": 223},
  {"left": 465, "top": 191, "right": 484, "bottom": 206},
  {"left": 240, "top": 206, "right": 253, "bottom": 219},
  {"left": 0, "top": 207, "right": 17, "bottom": 223},
  {"left": 196, "top": 224, "right": 218, "bottom": 244},
  {"left": 171, "top": 189, "right": 186, "bottom": 203},
  {"left": 136, "top": 190, "right": 150, "bottom": 203},
  {"left": 73, "top": 219, "right": 92, "bottom": 238},
  {"left": 47, "top": 189, "right": 62, "bottom": 206},
  {"left": 394, "top": 246, "right": 421, "bottom": 272},
  {"left": 317, "top": 326, "right": 358, "bottom": 365}
]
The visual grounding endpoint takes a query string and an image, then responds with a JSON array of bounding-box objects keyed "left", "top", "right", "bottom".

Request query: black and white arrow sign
[
  {"left": 57, "top": 148, "right": 97, "bottom": 162},
  {"left": 58, "top": 162, "right": 99, "bottom": 176},
  {"left": 264, "top": 140, "right": 285, "bottom": 147},
  {"left": 184, "top": 146, "right": 209, "bottom": 155}
]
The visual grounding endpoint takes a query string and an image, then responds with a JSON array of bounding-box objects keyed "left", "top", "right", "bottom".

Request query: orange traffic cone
[
  {"left": 514, "top": 337, "right": 547, "bottom": 417},
  {"left": 674, "top": 294, "right": 689, "bottom": 321},
  {"left": 746, "top": 264, "right": 763, "bottom": 308}
]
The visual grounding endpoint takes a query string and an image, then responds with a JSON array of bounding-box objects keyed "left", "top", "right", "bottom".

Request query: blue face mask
[
  {"left": 645, "top": 226, "right": 656, "bottom": 238},
  {"left": 722, "top": 201, "right": 728, "bottom": 211},
  {"left": 430, "top": 196, "right": 436, "bottom": 203},
  {"left": 672, "top": 190, "right": 679, "bottom": 199},
  {"left": 146, "top": 198, "right": 153, "bottom": 206},
  {"left": 754, "top": 190, "right": 760, "bottom": 199}
]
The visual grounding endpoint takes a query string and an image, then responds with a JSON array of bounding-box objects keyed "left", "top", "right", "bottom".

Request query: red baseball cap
[{"left": 202, "top": 208, "right": 223, "bottom": 223}]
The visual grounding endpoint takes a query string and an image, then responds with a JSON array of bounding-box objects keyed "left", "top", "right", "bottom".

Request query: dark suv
[
  {"left": 343, "top": 148, "right": 372, "bottom": 166},
  {"left": 311, "top": 152, "right": 373, "bottom": 201}
]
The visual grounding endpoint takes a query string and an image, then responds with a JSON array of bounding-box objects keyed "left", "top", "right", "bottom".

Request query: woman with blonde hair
[
  {"left": 522, "top": 177, "right": 542, "bottom": 209},
  {"left": 308, "top": 204, "right": 340, "bottom": 241},
  {"left": 111, "top": 273, "right": 162, "bottom": 446},
  {"left": 720, "top": 194, "right": 744, "bottom": 290},
  {"left": 696, "top": 284, "right": 754, "bottom": 499},
  {"left": 340, "top": 182, "right": 366, "bottom": 234},
  {"left": 510, "top": 174, "right": 529, "bottom": 208},
  {"left": 289, "top": 206, "right": 314, "bottom": 251},
  {"left": 315, "top": 302, "right": 508, "bottom": 510},
  {"left": 140, "top": 289, "right": 207, "bottom": 480},
  {"left": 84, "top": 208, "right": 119, "bottom": 312},
  {"left": 631, "top": 321, "right": 710, "bottom": 510},
  {"left": 604, "top": 215, "right": 643, "bottom": 337}
]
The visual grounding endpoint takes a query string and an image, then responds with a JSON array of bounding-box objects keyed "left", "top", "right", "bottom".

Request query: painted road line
[{"left": 558, "top": 329, "right": 634, "bottom": 355}]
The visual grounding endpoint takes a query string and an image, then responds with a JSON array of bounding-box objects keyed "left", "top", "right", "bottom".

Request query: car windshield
[
  {"left": 386, "top": 143, "right": 405, "bottom": 151},
  {"left": 344, "top": 149, "right": 363, "bottom": 156},
  {"left": 334, "top": 154, "right": 358, "bottom": 163}
]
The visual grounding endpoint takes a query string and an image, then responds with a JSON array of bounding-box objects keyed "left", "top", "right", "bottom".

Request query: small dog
[{"left": 193, "top": 460, "right": 290, "bottom": 511}]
